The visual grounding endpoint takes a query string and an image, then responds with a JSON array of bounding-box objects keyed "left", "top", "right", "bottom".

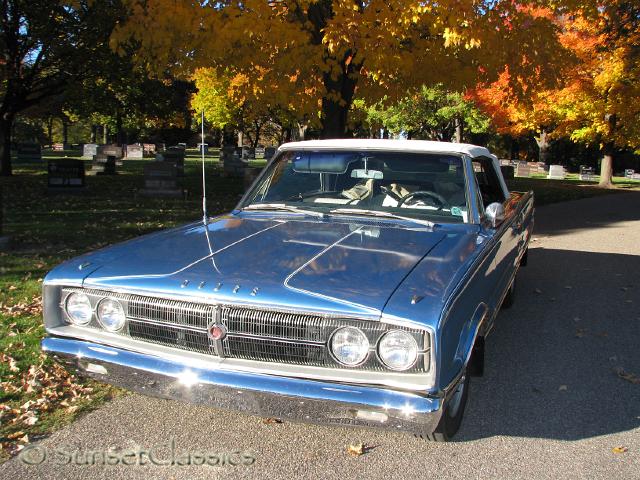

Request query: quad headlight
[
  {"left": 65, "top": 292, "right": 92, "bottom": 325},
  {"left": 97, "top": 298, "right": 126, "bottom": 332},
  {"left": 330, "top": 326, "right": 370, "bottom": 366},
  {"left": 377, "top": 330, "right": 419, "bottom": 371}
]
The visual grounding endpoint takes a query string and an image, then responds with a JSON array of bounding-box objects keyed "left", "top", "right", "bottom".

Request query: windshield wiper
[
  {"left": 329, "top": 208, "right": 434, "bottom": 228},
  {"left": 242, "top": 203, "right": 325, "bottom": 218}
]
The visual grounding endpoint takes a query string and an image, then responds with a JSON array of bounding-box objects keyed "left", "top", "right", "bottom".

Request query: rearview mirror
[{"left": 485, "top": 202, "right": 505, "bottom": 228}]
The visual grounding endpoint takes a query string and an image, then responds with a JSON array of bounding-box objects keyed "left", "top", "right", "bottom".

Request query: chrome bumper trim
[{"left": 42, "top": 336, "right": 443, "bottom": 436}]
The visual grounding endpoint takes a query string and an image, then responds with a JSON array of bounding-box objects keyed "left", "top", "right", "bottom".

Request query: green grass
[
  {"left": 0, "top": 149, "right": 245, "bottom": 461},
  {"left": 0, "top": 150, "right": 637, "bottom": 460}
]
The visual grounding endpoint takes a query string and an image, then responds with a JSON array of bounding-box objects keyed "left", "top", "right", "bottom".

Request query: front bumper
[{"left": 42, "top": 336, "right": 444, "bottom": 436}]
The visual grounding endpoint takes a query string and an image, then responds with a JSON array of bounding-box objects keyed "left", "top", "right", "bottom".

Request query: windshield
[{"left": 240, "top": 150, "right": 470, "bottom": 223}]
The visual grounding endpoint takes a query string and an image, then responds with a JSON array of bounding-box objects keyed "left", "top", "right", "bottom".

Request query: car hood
[{"left": 79, "top": 213, "right": 449, "bottom": 317}]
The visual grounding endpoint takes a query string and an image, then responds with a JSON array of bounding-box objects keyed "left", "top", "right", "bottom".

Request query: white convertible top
[
  {"left": 278, "top": 139, "right": 509, "bottom": 198},
  {"left": 279, "top": 139, "right": 495, "bottom": 159}
]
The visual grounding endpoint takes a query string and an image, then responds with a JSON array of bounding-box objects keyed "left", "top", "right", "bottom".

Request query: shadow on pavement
[
  {"left": 534, "top": 191, "right": 640, "bottom": 237},
  {"left": 459, "top": 247, "right": 640, "bottom": 441}
]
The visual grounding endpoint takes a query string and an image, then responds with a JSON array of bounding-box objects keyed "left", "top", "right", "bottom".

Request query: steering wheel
[{"left": 398, "top": 190, "right": 450, "bottom": 209}]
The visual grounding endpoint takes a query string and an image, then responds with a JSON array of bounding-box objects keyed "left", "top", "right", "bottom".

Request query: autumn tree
[
  {"left": 113, "top": 1, "right": 584, "bottom": 140},
  {"left": 471, "top": 4, "right": 640, "bottom": 185}
]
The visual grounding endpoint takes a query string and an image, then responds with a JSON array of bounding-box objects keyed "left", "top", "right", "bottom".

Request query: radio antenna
[{"left": 201, "top": 110, "right": 208, "bottom": 225}]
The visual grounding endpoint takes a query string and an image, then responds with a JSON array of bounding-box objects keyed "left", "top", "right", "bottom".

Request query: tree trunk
[
  {"left": 454, "top": 118, "right": 463, "bottom": 143},
  {"left": 62, "top": 119, "right": 69, "bottom": 149},
  {"left": 535, "top": 129, "right": 551, "bottom": 164},
  {"left": 116, "top": 110, "right": 124, "bottom": 145},
  {"left": 319, "top": 53, "right": 361, "bottom": 139},
  {"left": 47, "top": 118, "right": 54, "bottom": 146},
  {"left": 0, "top": 116, "right": 13, "bottom": 176},
  {"left": 90, "top": 125, "right": 97, "bottom": 143},
  {"left": 102, "top": 124, "right": 108, "bottom": 144},
  {"left": 599, "top": 143, "right": 614, "bottom": 188}
]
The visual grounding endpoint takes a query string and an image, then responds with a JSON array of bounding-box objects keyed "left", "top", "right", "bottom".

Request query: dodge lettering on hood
[{"left": 42, "top": 139, "right": 533, "bottom": 441}]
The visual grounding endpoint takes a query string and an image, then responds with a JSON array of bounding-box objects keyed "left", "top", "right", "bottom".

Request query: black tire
[
  {"left": 501, "top": 276, "right": 516, "bottom": 309},
  {"left": 417, "top": 372, "right": 470, "bottom": 442}
]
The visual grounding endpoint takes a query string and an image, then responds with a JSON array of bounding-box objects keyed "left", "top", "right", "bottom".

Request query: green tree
[
  {"left": 361, "top": 86, "right": 491, "bottom": 142},
  {"left": 0, "top": 1, "right": 118, "bottom": 175}
]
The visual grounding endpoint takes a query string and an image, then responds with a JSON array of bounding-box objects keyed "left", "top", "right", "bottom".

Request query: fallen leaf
[
  {"left": 614, "top": 367, "right": 640, "bottom": 385},
  {"left": 347, "top": 443, "right": 365, "bottom": 456},
  {"left": 262, "top": 417, "right": 282, "bottom": 425},
  {"left": 612, "top": 446, "right": 628, "bottom": 454}
]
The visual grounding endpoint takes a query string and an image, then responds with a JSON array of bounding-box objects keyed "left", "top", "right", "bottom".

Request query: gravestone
[
  {"left": 176, "top": 143, "right": 187, "bottom": 150},
  {"left": 625, "top": 169, "right": 635, "bottom": 178},
  {"left": 47, "top": 159, "right": 85, "bottom": 190},
  {"left": 264, "top": 147, "right": 276, "bottom": 160},
  {"left": 515, "top": 162, "right": 531, "bottom": 178},
  {"left": 88, "top": 154, "right": 117, "bottom": 175},
  {"left": 140, "top": 162, "right": 182, "bottom": 197},
  {"left": 52, "top": 143, "right": 65, "bottom": 151},
  {"left": 156, "top": 148, "right": 185, "bottom": 176},
  {"left": 547, "top": 165, "right": 566, "bottom": 180},
  {"left": 579, "top": 165, "right": 595, "bottom": 181},
  {"left": 222, "top": 146, "right": 246, "bottom": 176},
  {"left": 534, "top": 162, "right": 547, "bottom": 174},
  {"left": 198, "top": 143, "right": 209, "bottom": 155},
  {"left": 243, "top": 147, "right": 256, "bottom": 160},
  {"left": 243, "top": 167, "right": 262, "bottom": 190},
  {"left": 82, "top": 143, "right": 99, "bottom": 159},
  {"left": 98, "top": 144, "right": 123, "bottom": 159},
  {"left": 255, "top": 146, "right": 265, "bottom": 158},
  {"left": 143, "top": 143, "right": 157, "bottom": 156},
  {"left": 632, "top": 173, "right": 640, "bottom": 181},
  {"left": 125, "top": 144, "right": 144, "bottom": 159},
  {"left": 500, "top": 165, "right": 515, "bottom": 180},
  {"left": 16, "top": 143, "right": 42, "bottom": 161}
]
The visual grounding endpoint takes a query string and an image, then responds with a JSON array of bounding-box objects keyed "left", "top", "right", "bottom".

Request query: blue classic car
[{"left": 42, "top": 139, "right": 533, "bottom": 441}]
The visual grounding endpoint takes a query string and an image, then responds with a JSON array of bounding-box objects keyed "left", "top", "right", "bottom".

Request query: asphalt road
[{"left": 2, "top": 191, "right": 640, "bottom": 480}]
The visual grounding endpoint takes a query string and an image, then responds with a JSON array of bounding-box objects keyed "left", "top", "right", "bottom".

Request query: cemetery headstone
[
  {"left": 125, "top": 144, "right": 144, "bottom": 159},
  {"left": 98, "top": 144, "right": 123, "bottom": 159},
  {"left": 198, "top": 143, "right": 209, "bottom": 155},
  {"left": 222, "top": 147, "right": 246, "bottom": 176},
  {"left": 143, "top": 143, "right": 157, "bottom": 156},
  {"left": 243, "top": 167, "right": 263, "bottom": 190},
  {"left": 579, "top": 165, "right": 595, "bottom": 181},
  {"left": 140, "top": 162, "right": 182, "bottom": 197},
  {"left": 88, "top": 154, "right": 117, "bottom": 175},
  {"left": 16, "top": 143, "right": 42, "bottom": 161},
  {"left": 515, "top": 162, "right": 531, "bottom": 178},
  {"left": 255, "top": 146, "right": 265, "bottom": 158},
  {"left": 625, "top": 169, "right": 635, "bottom": 178},
  {"left": 156, "top": 148, "right": 185, "bottom": 176},
  {"left": 47, "top": 159, "right": 85, "bottom": 191},
  {"left": 264, "top": 147, "right": 276, "bottom": 160},
  {"left": 500, "top": 165, "right": 515, "bottom": 180},
  {"left": 547, "top": 165, "right": 566, "bottom": 180},
  {"left": 243, "top": 147, "right": 256, "bottom": 160},
  {"left": 82, "top": 143, "right": 99, "bottom": 159},
  {"left": 52, "top": 143, "right": 65, "bottom": 151}
]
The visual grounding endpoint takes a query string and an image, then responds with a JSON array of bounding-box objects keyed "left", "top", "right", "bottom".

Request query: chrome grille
[{"left": 61, "top": 289, "right": 428, "bottom": 372}]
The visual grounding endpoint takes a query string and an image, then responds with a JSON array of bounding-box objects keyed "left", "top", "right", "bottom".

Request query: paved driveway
[{"left": 2, "top": 191, "right": 639, "bottom": 479}]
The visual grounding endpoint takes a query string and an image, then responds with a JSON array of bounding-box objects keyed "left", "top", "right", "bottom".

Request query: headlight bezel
[
  {"left": 329, "top": 326, "right": 371, "bottom": 367},
  {"left": 377, "top": 329, "right": 420, "bottom": 371},
  {"left": 64, "top": 292, "right": 93, "bottom": 326},
  {"left": 96, "top": 297, "right": 126, "bottom": 332}
]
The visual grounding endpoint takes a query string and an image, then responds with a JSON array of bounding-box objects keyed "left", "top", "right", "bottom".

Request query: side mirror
[{"left": 485, "top": 202, "right": 505, "bottom": 228}]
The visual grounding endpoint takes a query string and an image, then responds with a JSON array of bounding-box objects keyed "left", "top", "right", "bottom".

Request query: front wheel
[{"left": 418, "top": 371, "right": 469, "bottom": 442}]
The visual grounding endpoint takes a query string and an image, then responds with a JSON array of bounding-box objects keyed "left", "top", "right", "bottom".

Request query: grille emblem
[{"left": 207, "top": 322, "right": 227, "bottom": 341}]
